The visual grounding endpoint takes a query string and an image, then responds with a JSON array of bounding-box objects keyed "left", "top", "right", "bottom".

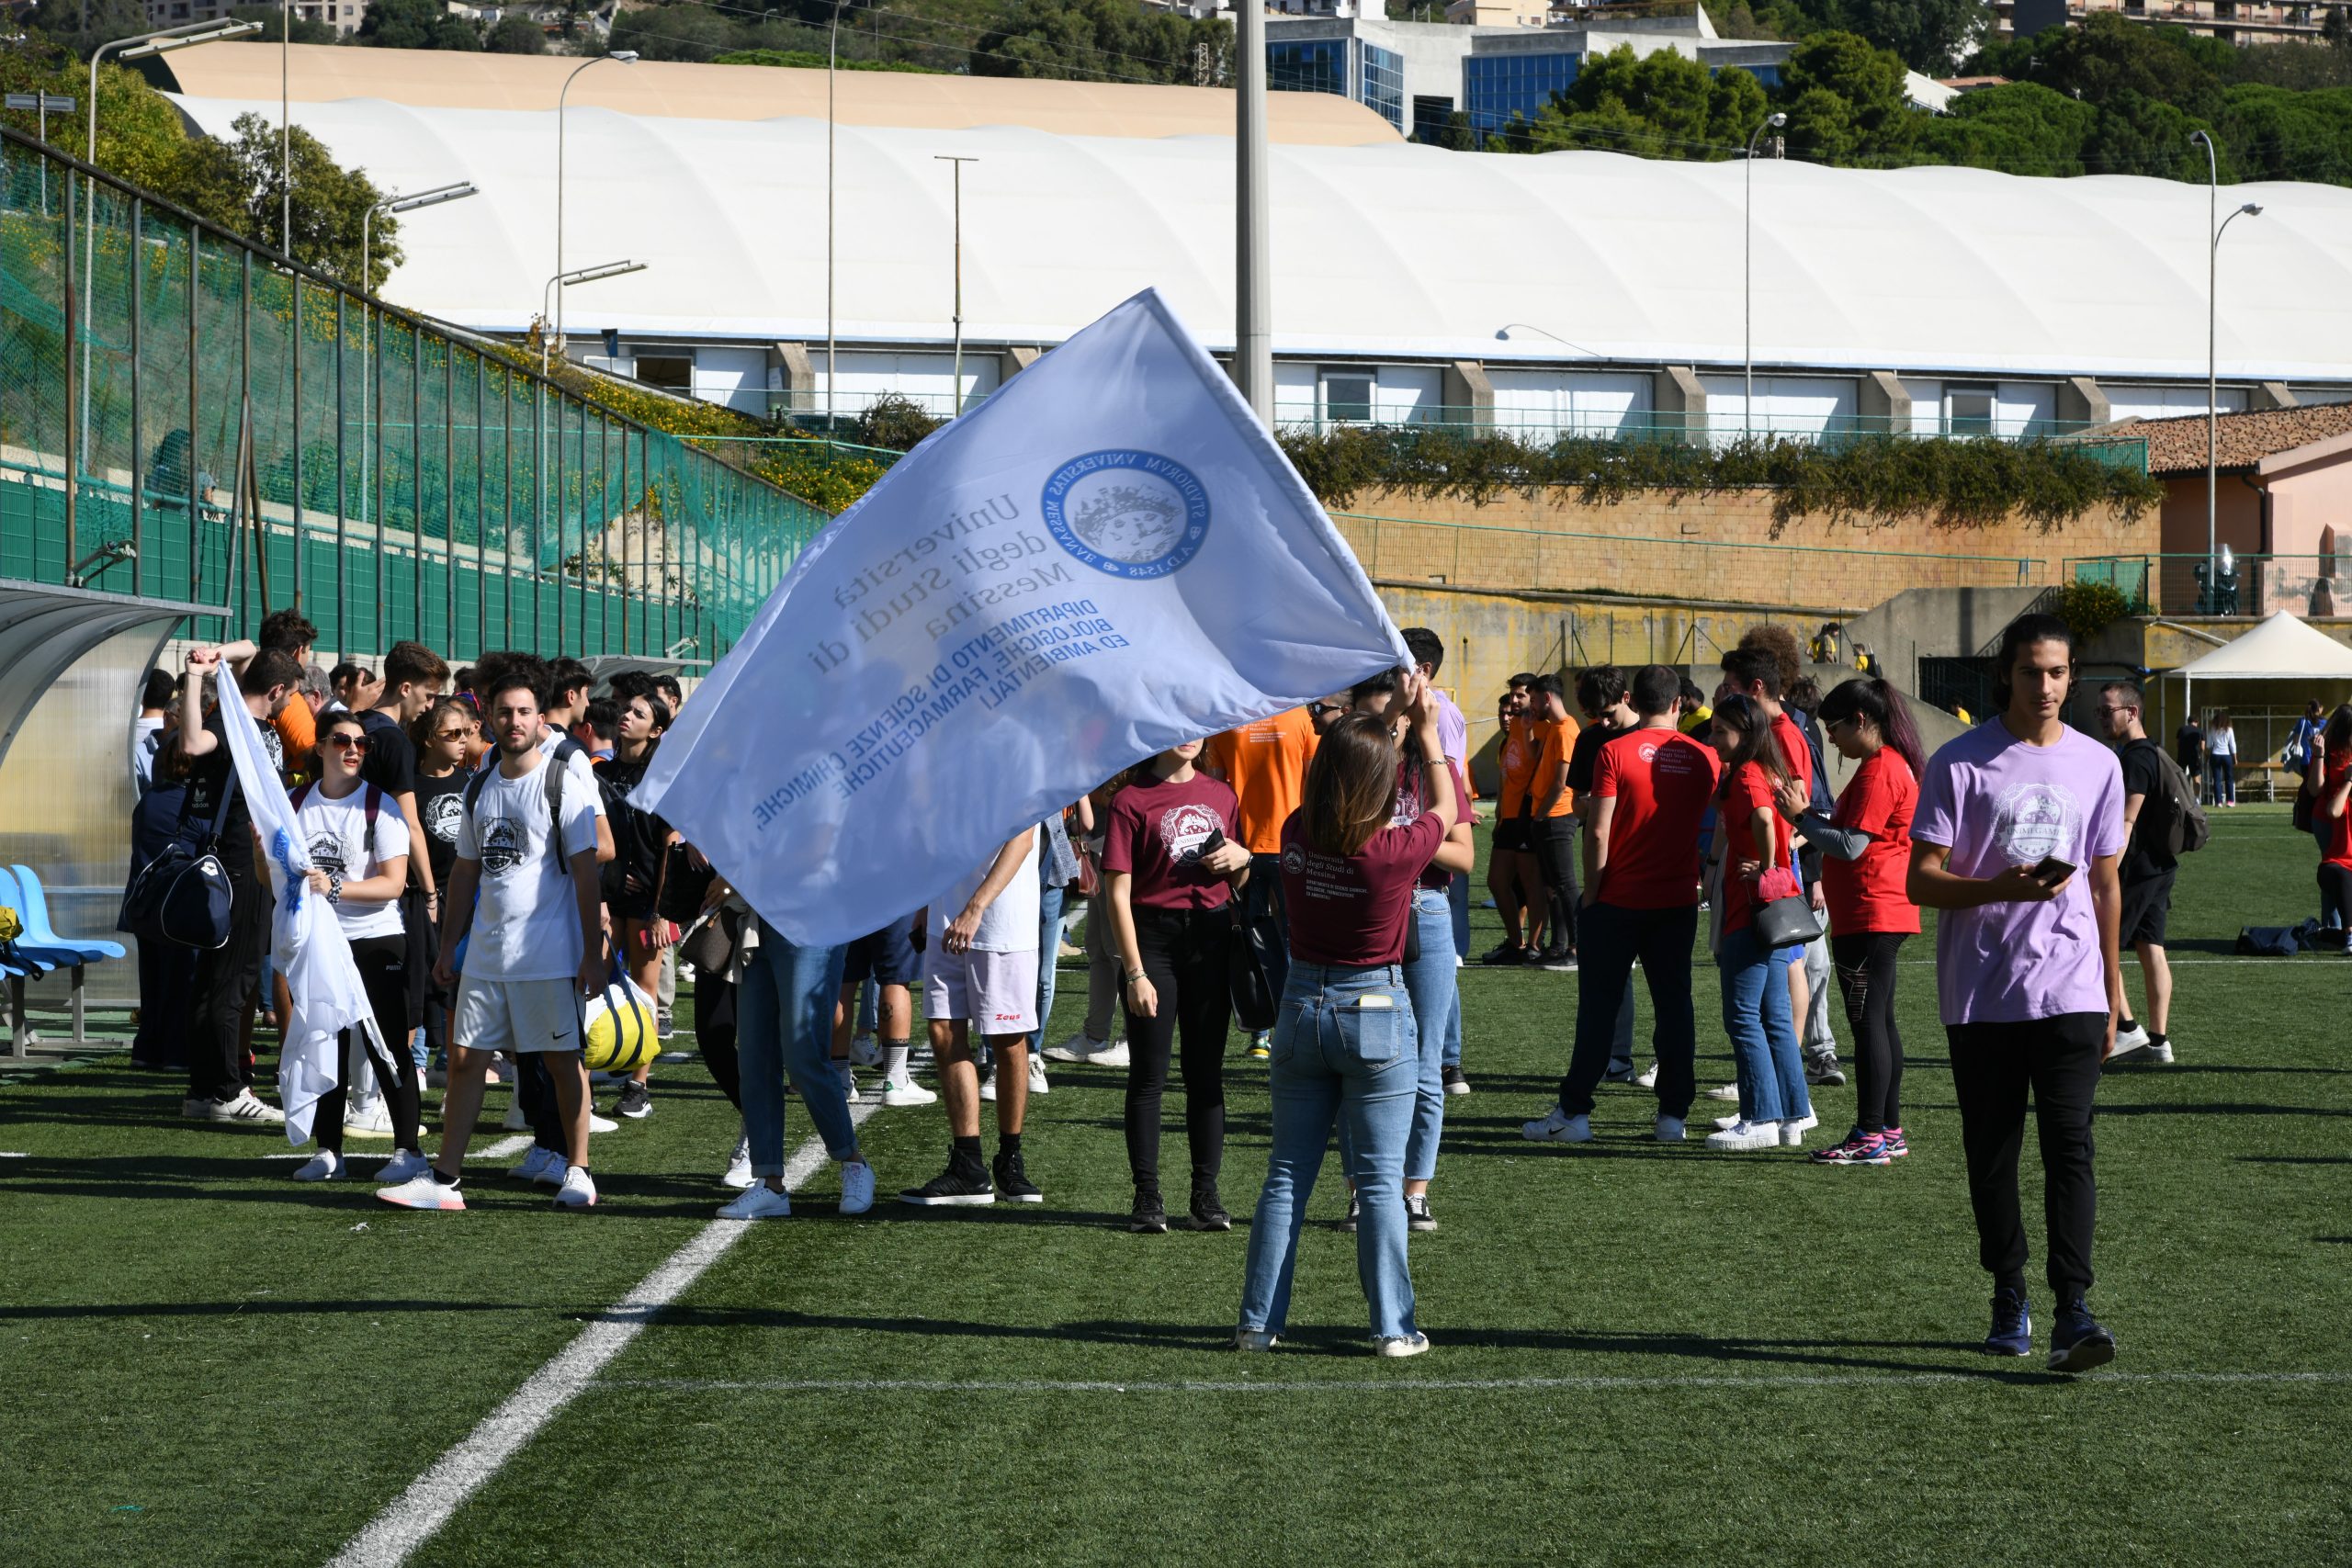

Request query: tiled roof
[{"left": 2135, "top": 401, "right": 2352, "bottom": 475}]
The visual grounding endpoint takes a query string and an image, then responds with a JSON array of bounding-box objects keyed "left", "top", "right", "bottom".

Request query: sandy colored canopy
[{"left": 151, "top": 41, "right": 1402, "bottom": 145}]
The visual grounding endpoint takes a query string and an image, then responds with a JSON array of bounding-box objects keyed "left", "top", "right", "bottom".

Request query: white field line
[
  {"left": 265, "top": 1134, "right": 534, "bottom": 1164},
  {"left": 595, "top": 1370, "right": 2352, "bottom": 1396},
  {"left": 323, "top": 1101, "right": 877, "bottom": 1568}
]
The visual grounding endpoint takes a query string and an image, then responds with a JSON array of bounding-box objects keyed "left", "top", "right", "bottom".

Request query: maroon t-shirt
[
  {"left": 1392, "top": 754, "right": 1470, "bottom": 892},
  {"left": 1101, "top": 771, "right": 1240, "bottom": 911},
  {"left": 1278, "top": 806, "right": 1447, "bottom": 966}
]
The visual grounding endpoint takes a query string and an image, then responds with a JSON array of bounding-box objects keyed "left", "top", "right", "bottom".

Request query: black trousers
[
  {"left": 2319, "top": 863, "right": 2352, "bottom": 931},
  {"left": 1559, "top": 902, "right": 1697, "bottom": 1118},
  {"left": 314, "top": 933, "right": 423, "bottom": 1156},
  {"left": 698, "top": 969, "right": 742, "bottom": 1112},
  {"left": 1947, "top": 1012, "right": 2105, "bottom": 1301},
  {"left": 186, "top": 869, "right": 268, "bottom": 1103},
  {"left": 1532, "top": 814, "right": 1579, "bottom": 956},
  {"left": 1831, "top": 931, "right": 1907, "bottom": 1134},
  {"left": 1122, "top": 907, "right": 1232, "bottom": 1190}
]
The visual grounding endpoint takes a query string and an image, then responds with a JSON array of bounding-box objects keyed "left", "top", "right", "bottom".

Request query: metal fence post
[
  {"left": 334, "top": 290, "right": 347, "bottom": 649},
  {"left": 130, "top": 197, "right": 144, "bottom": 596},
  {"left": 62, "top": 163, "right": 77, "bottom": 573}
]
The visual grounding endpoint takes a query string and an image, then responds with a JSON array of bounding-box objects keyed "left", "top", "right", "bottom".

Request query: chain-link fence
[{"left": 0, "top": 127, "right": 825, "bottom": 665}]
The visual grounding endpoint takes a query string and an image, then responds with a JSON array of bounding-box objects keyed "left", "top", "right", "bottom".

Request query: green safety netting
[{"left": 0, "top": 130, "right": 826, "bottom": 665}]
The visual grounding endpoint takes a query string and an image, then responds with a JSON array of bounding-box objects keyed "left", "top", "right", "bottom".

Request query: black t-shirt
[
  {"left": 178, "top": 710, "right": 262, "bottom": 878},
  {"left": 413, "top": 766, "right": 469, "bottom": 887},
  {"left": 1566, "top": 719, "right": 1619, "bottom": 796},
  {"left": 2120, "top": 737, "right": 2173, "bottom": 883},
  {"left": 356, "top": 709, "right": 418, "bottom": 798},
  {"left": 597, "top": 755, "right": 672, "bottom": 914},
  {"left": 2176, "top": 722, "right": 2205, "bottom": 771}
]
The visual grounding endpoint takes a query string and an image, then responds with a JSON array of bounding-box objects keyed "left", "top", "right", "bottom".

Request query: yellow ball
[{"left": 582, "top": 988, "right": 660, "bottom": 1074}]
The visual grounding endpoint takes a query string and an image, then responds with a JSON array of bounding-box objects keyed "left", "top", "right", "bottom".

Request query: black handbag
[
  {"left": 1751, "top": 892, "right": 1823, "bottom": 949},
  {"left": 1227, "top": 908, "right": 1282, "bottom": 1034},
  {"left": 122, "top": 767, "right": 241, "bottom": 951}
]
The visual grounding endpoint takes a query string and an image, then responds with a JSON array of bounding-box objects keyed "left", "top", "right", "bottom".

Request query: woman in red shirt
[
  {"left": 1102, "top": 740, "right": 1252, "bottom": 1235},
  {"left": 1783, "top": 678, "right": 1925, "bottom": 1167},
  {"left": 1237, "top": 673, "right": 1453, "bottom": 1359},
  {"left": 2312, "top": 706, "right": 2352, "bottom": 930},
  {"left": 1704, "top": 694, "right": 1812, "bottom": 1152}
]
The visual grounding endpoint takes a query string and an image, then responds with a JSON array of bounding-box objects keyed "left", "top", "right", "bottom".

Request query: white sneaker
[
  {"left": 1655, "top": 1115, "right": 1685, "bottom": 1143},
  {"left": 849, "top": 1032, "right": 881, "bottom": 1068},
  {"left": 508, "top": 1146, "right": 561, "bottom": 1186},
  {"left": 882, "top": 1077, "right": 937, "bottom": 1108},
  {"left": 1634, "top": 1064, "right": 1658, "bottom": 1089},
  {"left": 1045, "top": 1031, "right": 1127, "bottom": 1066},
  {"left": 835, "top": 1063, "right": 860, "bottom": 1101},
  {"left": 1235, "top": 1328, "right": 1282, "bottom": 1352},
  {"left": 1521, "top": 1106, "right": 1592, "bottom": 1144},
  {"left": 1374, "top": 1332, "right": 1431, "bottom": 1359},
  {"left": 186, "top": 1088, "right": 285, "bottom": 1125},
  {"left": 588, "top": 1112, "right": 619, "bottom": 1134},
  {"left": 1704, "top": 1119, "right": 1782, "bottom": 1152},
  {"left": 1780, "top": 1120, "right": 1811, "bottom": 1147},
  {"left": 290, "top": 1150, "right": 342, "bottom": 1181},
  {"left": 718, "top": 1183, "right": 790, "bottom": 1220},
  {"left": 377, "top": 1173, "right": 465, "bottom": 1211},
  {"left": 721, "top": 1136, "right": 755, "bottom": 1190},
  {"left": 978, "top": 1067, "right": 998, "bottom": 1102},
  {"left": 2112, "top": 1021, "right": 2152, "bottom": 1054},
  {"left": 841, "top": 1160, "right": 876, "bottom": 1216},
  {"left": 379, "top": 1148, "right": 431, "bottom": 1183},
  {"left": 1785, "top": 1113, "right": 1819, "bottom": 1136},
  {"left": 344, "top": 1098, "right": 395, "bottom": 1137},
  {"left": 1027, "top": 1053, "right": 1049, "bottom": 1096},
  {"left": 1706, "top": 1083, "right": 1740, "bottom": 1102},
  {"left": 1714, "top": 1113, "right": 1745, "bottom": 1132},
  {"left": 554, "top": 1166, "right": 598, "bottom": 1209},
  {"left": 503, "top": 1098, "right": 528, "bottom": 1131}
]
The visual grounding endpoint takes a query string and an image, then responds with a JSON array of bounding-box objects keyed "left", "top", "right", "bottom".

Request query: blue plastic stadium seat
[
  {"left": 7, "top": 865, "right": 125, "bottom": 963},
  {"left": 0, "top": 869, "right": 89, "bottom": 971}
]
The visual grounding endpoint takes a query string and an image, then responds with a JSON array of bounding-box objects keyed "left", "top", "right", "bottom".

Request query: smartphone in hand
[{"left": 2029, "top": 855, "right": 2076, "bottom": 887}]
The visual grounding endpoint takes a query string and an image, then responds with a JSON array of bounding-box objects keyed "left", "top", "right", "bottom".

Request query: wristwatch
[{"left": 327, "top": 874, "right": 344, "bottom": 904}]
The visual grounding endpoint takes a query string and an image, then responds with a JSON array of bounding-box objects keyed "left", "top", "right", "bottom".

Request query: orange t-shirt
[
  {"left": 1497, "top": 717, "right": 1541, "bottom": 819},
  {"left": 1205, "top": 707, "right": 1318, "bottom": 854},
  {"left": 1532, "top": 713, "right": 1579, "bottom": 818},
  {"left": 272, "top": 695, "right": 317, "bottom": 781}
]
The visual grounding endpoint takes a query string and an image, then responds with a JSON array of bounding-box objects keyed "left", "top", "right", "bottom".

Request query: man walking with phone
[{"left": 2096, "top": 681, "right": 2180, "bottom": 1067}]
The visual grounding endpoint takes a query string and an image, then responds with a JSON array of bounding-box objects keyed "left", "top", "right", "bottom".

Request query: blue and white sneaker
[
  {"left": 1984, "top": 1288, "right": 2032, "bottom": 1358},
  {"left": 2048, "top": 1300, "right": 2116, "bottom": 1373}
]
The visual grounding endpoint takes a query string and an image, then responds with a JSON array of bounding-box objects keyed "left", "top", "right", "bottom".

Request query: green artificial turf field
[{"left": 4, "top": 806, "right": 2348, "bottom": 1566}]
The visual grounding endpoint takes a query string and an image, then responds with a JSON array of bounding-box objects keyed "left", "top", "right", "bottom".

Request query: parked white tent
[{"left": 2167, "top": 613, "right": 2352, "bottom": 780}]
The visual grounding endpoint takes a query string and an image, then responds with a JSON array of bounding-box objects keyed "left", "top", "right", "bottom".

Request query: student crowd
[{"left": 123, "top": 608, "right": 2196, "bottom": 1374}]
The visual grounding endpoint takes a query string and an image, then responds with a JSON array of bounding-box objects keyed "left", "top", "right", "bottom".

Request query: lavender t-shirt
[{"left": 1912, "top": 721, "right": 2126, "bottom": 1026}]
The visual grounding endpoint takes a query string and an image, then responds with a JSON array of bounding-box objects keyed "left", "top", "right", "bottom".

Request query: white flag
[
  {"left": 639, "top": 288, "right": 1406, "bottom": 945},
  {"left": 215, "top": 664, "right": 386, "bottom": 1145}
]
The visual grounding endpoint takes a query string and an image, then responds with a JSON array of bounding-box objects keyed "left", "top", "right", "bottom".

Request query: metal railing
[
  {"left": 2068, "top": 553, "right": 2347, "bottom": 618},
  {"left": 0, "top": 126, "right": 828, "bottom": 664}
]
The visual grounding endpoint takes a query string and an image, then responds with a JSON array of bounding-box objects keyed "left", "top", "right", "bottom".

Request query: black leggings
[
  {"left": 698, "top": 969, "right": 742, "bottom": 1111},
  {"left": 1533, "top": 814, "right": 1579, "bottom": 955},
  {"left": 1831, "top": 931, "right": 1906, "bottom": 1134},
  {"left": 315, "top": 933, "right": 421, "bottom": 1156},
  {"left": 2321, "top": 863, "right": 2352, "bottom": 931},
  {"left": 1122, "top": 908, "right": 1232, "bottom": 1191}
]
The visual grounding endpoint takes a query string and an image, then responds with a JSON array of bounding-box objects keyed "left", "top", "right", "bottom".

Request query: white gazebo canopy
[{"left": 2168, "top": 612, "right": 2352, "bottom": 752}]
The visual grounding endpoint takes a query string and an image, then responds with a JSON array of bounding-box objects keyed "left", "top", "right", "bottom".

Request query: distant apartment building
[
  {"left": 2000, "top": 0, "right": 2352, "bottom": 43},
  {"left": 145, "top": 0, "right": 368, "bottom": 34}
]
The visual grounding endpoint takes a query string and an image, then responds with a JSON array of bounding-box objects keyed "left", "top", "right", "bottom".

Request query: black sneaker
[
  {"left": 1538, "top": 946, "right": 1578, "bottom": 972},
  {"left": 1442, "top": 1064, "right": 1470, "bottom": 1097},
  {"left": 1130, "top": 1189, "right": 1169, "bottom": 1234},
  {"left": 1984, "top": 1287, "right": 2032, "bottom": 1357},
  {"left": 1341, "top": 1191, "right": 1360, "bottom": 1233},
  {"left": 899, "top": 1151, "right": 994, "bottom": 1207},
  {"left": 1405, "top": 1192, "right": 1436, "bottom": 1233},
  {"left": 992, "top": 1148, "right": 1042, "bottom": 1204},
  {"left": 2048, "top": 1299, "right": 2116, "bottom": 1374},
  {"left": 1190, "top": 1181, "right": 1232, "bottom": 1233},
  {"left": 1477, "top": 941, "right": 1525, "bottom": 966},
  {"left": 1520, "top": 945, "right": 1549, "bottom": 966},
  {"left": 615, "top": 1081, "right": 651, "bottom": 1120}
]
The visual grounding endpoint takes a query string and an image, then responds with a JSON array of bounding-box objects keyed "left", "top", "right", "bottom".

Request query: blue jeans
[
  {"left": 736, "top": 922, "right": 857, "bottom": 1178},
  {"left": 1027, "top": 882, "right": 1066, "bottom": 1056},
  {"left": 1443, "top": 873, "right": 1468, "bottom": 1069},
  {"left": 1557, "top": 903, "right": 1696, "bottom": 1119},
  {"left": 1342, "top": 890, "right": 1456, "bottom": 1181},
  {"left": 1238, "top": 961, "right": 1420, "bottom": 1341},
  {"left": 1720, "top": 923, "right": 1811, "bottom": 1125},
  {"left": 1243, "top": 853, "right": 1291, "bottom": 1025}
]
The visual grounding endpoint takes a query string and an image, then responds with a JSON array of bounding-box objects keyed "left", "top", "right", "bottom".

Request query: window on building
[
  {"left": 1268, "top": 39, "right": 1347, "bottom": 97},
  {"left": 1356, "top": 42, "right": 1405, "bottom": 131},
  {"left": 1946, "top": 385, "right": 1997, "bottom": 436},
  {"left": 1321, "top": 370, "right": 1375, "bottom": 423},
  {"left": 634, "top": 355, "right": 693, "bottom": 393},
  {"left": 1411, "top": 95, "right": 1455, "bottom": 143},
  {"left": 1461, "top": 50, "right": 1581, "bottom": 135}
]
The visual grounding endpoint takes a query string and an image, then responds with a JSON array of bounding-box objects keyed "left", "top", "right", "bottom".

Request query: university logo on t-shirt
[
  {"left": 1159, "top": 802, "right": 1223, "bottom": 863},
  {"left": 306, "top": 830, "right": 348, "bottom": 878},
  {"left": 423, "top": 789, "right": 464, "bottom": 847},
  {"left": 478, "top": 815, "right": 529, "bottom": 875},
  {"left": 1993, "top": 781, "right": 2080, "bottom": 863}
]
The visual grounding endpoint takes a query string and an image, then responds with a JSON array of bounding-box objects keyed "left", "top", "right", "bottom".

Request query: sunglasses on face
[
  {"left": 433, "top": 728, "right": 472, "bottom": 741},
  {"left": 1306, "top": 702, "right": 1342, "bottom": 718},
  {"left": 322, "top": 733, "right": 370, "bottom": 752}
]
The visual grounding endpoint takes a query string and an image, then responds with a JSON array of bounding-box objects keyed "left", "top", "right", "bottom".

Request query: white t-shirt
[
  {"left": 293, "top": 783, "right": 412, "bottom": 940},
  {"left": 457, "top": 758, "right": 601, "bottom": 981},
  {"left": 539, "top": 730, "right": 608, "bottom": 818},
  {"left": 931, "top": 827, "right": 1042, "bottom": 954}
]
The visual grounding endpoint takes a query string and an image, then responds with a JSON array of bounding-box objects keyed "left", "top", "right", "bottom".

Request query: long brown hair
[
  {"left": 410, "top": 697, "right": 477, "bottom": 773},
  {"left": 1304, "top": 714, "right": 1400, "bottom": 857},
  {"left": 1711, "top": 693, "right": 1790, "bottom": 804}
]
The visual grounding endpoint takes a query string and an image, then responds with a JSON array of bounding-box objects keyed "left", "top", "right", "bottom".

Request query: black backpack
[{"left": 2132, "top": 739, "right": 2210, "bottom": 863}]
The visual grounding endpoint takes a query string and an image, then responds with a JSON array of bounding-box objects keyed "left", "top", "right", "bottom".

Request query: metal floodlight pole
[
  {"left": 82, "top": 20, "right": 260, "bottom": 460},
  {"left": 828, "top": 0, "right": 853, "bottom": 434},
  {"left": 556, "top": 53, "right": 636, "bottom": 376},
  {"left": 540, "top": 260, "right": 649, "bottom": 377},
  {"left": 1236, "top": 0, "right": 1271, "bottom": 423},
  {"left": 4, "top": 93, "right": 75, "bottom": 213},
  {"left": 281, "top": 0, "right": 289, "bottom": 258},
  {"left": 1743, "top": 112, "right": 1786, "bottom": 433},
  {"left": 933, "top": 154, "right": 977, "bottom": 416},
  {"left": 2193, "top": 129, "right": 2261, "bottom": 611}
]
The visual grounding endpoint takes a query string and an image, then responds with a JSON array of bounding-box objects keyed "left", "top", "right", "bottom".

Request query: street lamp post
[
  {"left": 933, "top": 154, "right": 977, "bottom": 417},
  {"left": 555, "top": 52, "right": 637, "bottom": 372},
  {"left": 542, "top": 261, "right": 649, "bottom": 378},
  {"left": 2192, "top": 129, "right": 2262, "bottom": 612},
  {"left": 1236, "top": 0, "right": 1272, "bottom": 423},
  {"left": 1744, "top": 111, "right": 1787, "bottom": 435},
  {"left": 828, "top": 0, "right": 854, "bottom": 432},
  {"left": 4, "top": 92, "right": 75, "bottom": 213}
]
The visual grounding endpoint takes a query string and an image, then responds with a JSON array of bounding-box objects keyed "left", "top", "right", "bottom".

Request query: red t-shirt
[
  {"left": 1772, "top": 711, "right": 1814, "bottom": 798},
  {"left": 1279, "top": 807, "right": 1447, "bottom": 966},
  {"left": 1392, "top": 754, "right": 1471, "bottom": 892},
  {"left": 1825, "top": 748, "right": 1921, "bottom": 935},
  {"left": 1591, "top": 727, "right": 1720, "bottom": 908},
  {"left": 2324, "top": 749, "right": 2352, "bottom": 868},
  {"left": 1719, "top": 760, "right": 1794, "bottom": 935},
  {"left": 1101, "top": 772, "right": 1240, "bottom": 911}
]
